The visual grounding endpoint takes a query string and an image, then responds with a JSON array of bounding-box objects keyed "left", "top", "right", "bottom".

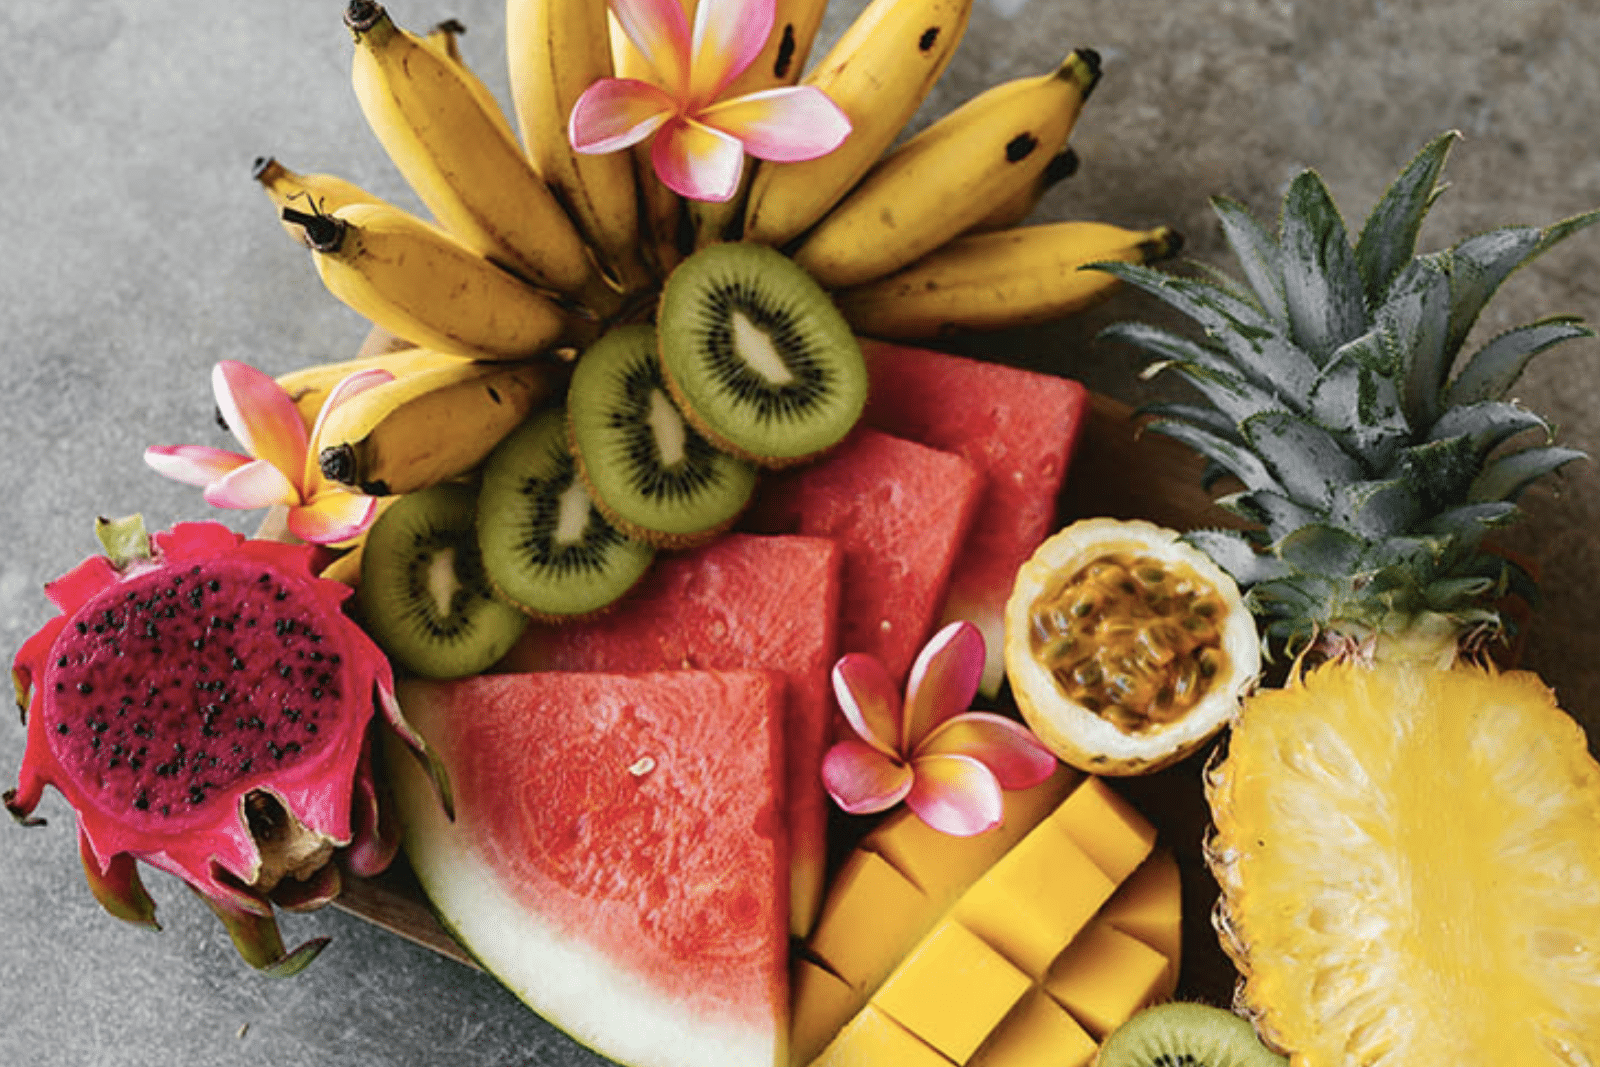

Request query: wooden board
[{"left": 333, "top": 391, "right": 1243, "bottom": 996}]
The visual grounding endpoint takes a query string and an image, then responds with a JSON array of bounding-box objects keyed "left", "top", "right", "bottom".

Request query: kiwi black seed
[
  {"left": 566, "top": 323, "right": 759, "bottom": 547},
  {"left": 476, "top": 407, "right": 656, "bottom": 620},
  {"left": 1097, "top": 1003, "right": 1288, "bottom": 1067},
  {"left": 357, "top": 482, "right": 528, "bottom": 678},
  {"left": 657, "top": 240, "right": 868, "bottom": 467}
]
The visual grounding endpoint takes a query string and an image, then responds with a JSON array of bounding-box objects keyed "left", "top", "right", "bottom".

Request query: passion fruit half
[{"left": 1003, "top": 517, "right": 1259, "bottom": 775}]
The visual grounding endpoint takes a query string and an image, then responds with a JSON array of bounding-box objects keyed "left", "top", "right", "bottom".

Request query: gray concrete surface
[{"left": 2, "top": 0, "right": 1598, "bottom": 1064}]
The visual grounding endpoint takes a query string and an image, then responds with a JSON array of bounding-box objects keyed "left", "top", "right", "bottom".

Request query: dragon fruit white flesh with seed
[{"left": 7, "top": 516, "right": 449, "bottom": 975}]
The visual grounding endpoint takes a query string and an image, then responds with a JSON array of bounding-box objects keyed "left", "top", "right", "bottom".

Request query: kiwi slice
[
  {"left": 1098, "top": 1003, "right": 1288, "bottom": 1067},
  {"left": 657, "top": 240, "right": 867, "bottom": 467},
  {"left": 567, "top": 323, "right": 758, "bottom": 546},
  {"left": 357, "top": 482, "right": 528, "bottom": 678},
  {"left": 476, "top": 407, "right": 656, "bottom": 619}
]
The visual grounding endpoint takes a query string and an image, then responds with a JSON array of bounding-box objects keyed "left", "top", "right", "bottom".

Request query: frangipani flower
[
  {"left": 822, "top": 621, "right": 1058, "bottom": 836},
  {"left": 145, "top": 361, "right": 390, "bottom": 545},
  {"left": 569, "top": 0, "right": 851, "bottom": 202}
]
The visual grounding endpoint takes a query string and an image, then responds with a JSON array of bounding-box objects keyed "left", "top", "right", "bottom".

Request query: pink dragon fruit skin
[{"left": 7, "top": 517, "right": 448, "bottom": 975}]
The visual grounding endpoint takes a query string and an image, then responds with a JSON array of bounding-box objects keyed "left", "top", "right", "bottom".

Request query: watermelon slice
[
  {"left": 387, "top": 670, "right": 791, "bottom": 1067},
  {"left": 862, "top": 342, "right": 1089, "bottom": 696},
  {"left": 747, "top": 428, "right": 983, "bottom": 687},
  {"left": 497, "top": 533, "right": 841, "bottom": 937}
]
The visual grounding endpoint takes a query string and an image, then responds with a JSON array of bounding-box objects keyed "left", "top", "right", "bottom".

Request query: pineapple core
[{"left": 1028, "top": 553, "right": 1228, "bottom": 732}]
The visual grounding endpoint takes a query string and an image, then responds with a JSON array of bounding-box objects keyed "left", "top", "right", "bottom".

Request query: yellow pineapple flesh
[{"left": 1206, "top": 660, "right": 1600, "bottom": 1063}]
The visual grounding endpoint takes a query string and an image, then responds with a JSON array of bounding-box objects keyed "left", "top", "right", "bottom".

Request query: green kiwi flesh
[
  {"left": 657, "top": 241, "right": 867, "bottom": 466},
  {"left": 357, "top": 482, "right": 528, "bottom": 678},
  {"left": 567, "top": 323, "right": 758, "bottom": 546},
  {"left": 476, "top": 407, "right": 656, "bottom": 619},
  {"left": 1097, "top": 1003, "right": 1287, "bottom": 1067}
]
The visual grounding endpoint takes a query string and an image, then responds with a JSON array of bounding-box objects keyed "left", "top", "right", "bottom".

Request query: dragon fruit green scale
[{"left": 7, "top": 516, "right": 448, "bottom": 975}]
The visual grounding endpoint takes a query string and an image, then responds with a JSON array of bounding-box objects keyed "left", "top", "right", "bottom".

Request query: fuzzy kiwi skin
[
  {"left": 357, "top": 482, "right": 528, "bottom": 678},
  {"left": 476, "top": 408, "right": 657, "bottom": 621},
  {"left": 656, "top": 241, "right": 869, "bottom": 469},
  {"left": 1097, "top": 1003, "right": 1288, "bottom": 1067}
]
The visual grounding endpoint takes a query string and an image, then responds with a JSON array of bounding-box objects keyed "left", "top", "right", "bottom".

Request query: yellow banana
[
  {"left": 343, "top": 1, "right": 616, "bottom": 314},
  {"left": 742, "top": 0, "right": 974, "bottom": 250},
  {"left": 608, "top": 8, "right": 686, "bottom": 276},
  {"left": 967, "top": 146, "right": 1078, "bottom": 234},
  {"left": 507, "top": 0, "right": 652, "bottom": 295},
  {"left": 419, "top": 18, "right": 520, "bottom": 144},
  {"left": 792, "top": 49, "right": 1101, "bottom": 289},
  {"left": 285, "top": 200, "right": 594, "bottom": 360},
  {"left": 314, "top": 358, "right": 565, "bottom": 496},
  {"left": 834, "top": 221, "right": 1182, "bottom": 339},
  {"left": 253, "top": 157, "right": 392, "bottom": 246},
  {"left": 277, "top": 347, "right": 480, "bottom": 428},
  {"left": 685, "top": 0, "right": 833, "bottom": 249}
]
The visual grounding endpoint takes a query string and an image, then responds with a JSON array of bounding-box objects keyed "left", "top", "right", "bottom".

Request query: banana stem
[{"left": 344, "top": 0, "right": 385, "bottom": 34}]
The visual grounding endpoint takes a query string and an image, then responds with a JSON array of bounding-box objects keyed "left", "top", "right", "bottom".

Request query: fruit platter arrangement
[{"left": 9, "top": 0, "right": 1600, "bottom": 1064}]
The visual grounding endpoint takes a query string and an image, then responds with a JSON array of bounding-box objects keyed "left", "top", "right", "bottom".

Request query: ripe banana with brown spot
[
  {"left": 685, "top": 0, "right": 833, "bottom": 249},
  {"left": 344, "top": 0, "right": 617, "bottom": 314},
  {"left": 419, "top": 18, "right": 520, "bottom": 144},
  {"left": 834, "top": 221, "right": 1182, "bottom": 339},
  {"left": 277, "top": 347, "right": 480, "bottom": 428},
  {"left": 742, "top": 0, "right": 975, "bottom": 250},
  {"left": 507, "top": 0, "right": 651, "bottom": 294},
  {"left": 967, "top": 146, "right": 1078, "bottom": 234},
  {"left": 792, "top": 49, "right": 1101, "bottom": 289},
  {"left": 254, "top": 157, "right": 393, "bottom": 247},
  {"left": 285, "top": 201, "right": 595, "bottom": 360},
  {"left": 314, "top": 357, "right": 565, "bottom": 496}
]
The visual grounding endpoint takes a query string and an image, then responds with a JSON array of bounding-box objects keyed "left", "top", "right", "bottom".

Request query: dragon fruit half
[{"left": 7, "top": 516, "right": 449, "bottom": 975}]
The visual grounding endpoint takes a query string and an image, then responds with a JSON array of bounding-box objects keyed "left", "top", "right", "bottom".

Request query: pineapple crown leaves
[{"left": 1097, "top": 130, "right": 1600, "bottom": 649}]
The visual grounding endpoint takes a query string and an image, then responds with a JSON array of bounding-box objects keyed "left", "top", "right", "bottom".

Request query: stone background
[{"left": 2, "top": 0, "right": 1597, "bottom": 1063}]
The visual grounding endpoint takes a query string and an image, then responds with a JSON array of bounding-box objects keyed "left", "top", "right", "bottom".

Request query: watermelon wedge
[
  {"left": 862, "top": 342, "right": 1089, "bottom": 696},
  {"left": 497, "top": 534, "right": 841, "bottom": 937},
  {"left": 387, "top": 670, "right": 791, "bottom": 1067},
  {"left": 747, "top": 428, "right": 983, "bottom": 688}
]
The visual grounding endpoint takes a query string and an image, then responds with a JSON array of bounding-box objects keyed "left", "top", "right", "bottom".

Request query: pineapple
[{"left": 1102, "top": 130, "right": 1600, "bottom": 1064}]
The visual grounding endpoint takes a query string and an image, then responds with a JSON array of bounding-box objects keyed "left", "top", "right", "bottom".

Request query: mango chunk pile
[{"left": 793, "top": 770, "right": 1180, "bottom": 1066}]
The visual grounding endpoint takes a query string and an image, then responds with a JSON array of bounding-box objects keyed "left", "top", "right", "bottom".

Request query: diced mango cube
[
  {"left": 953, "top": 819, "right": 1116, "bottom": 979},
  {"left": 808, "top": 850, "right": 934, "bottom": 993},
  {"left": 969, "top": 990, "right": 1097, "bottom": 1067},
  {"left": 792, "top": 960, "right": 861, "bottom": 1067},
  {"left": 1043, "top": 920, "right": 1169, "bottom": 1039},
  {"left": 875, "top": 920, "right": 1032, "bottom": 1063},
  {"left": 810, "top": 1005, "right": 954, "bottom": 1067},
  {"left": 1099, "top": 847, "right": 1182, "bottom": 996},
  {"left": 1048, "top": 776, "right": 1156, "bottom": 882},
  {"left": 865, "top": 768, "right": 1079, "bottom": 908}
]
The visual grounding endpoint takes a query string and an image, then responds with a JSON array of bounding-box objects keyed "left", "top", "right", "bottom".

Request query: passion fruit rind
[{"left": 1003, "top": 517, "right": 1260, "bottom": 775}]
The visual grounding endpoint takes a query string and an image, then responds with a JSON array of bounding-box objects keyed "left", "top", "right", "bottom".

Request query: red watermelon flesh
[
  {"left": 497, "top": 533, "right": 841, "bottom": 937},
  {"left": 746, "top": 427, "right": 983, "bottom": 688},
  {"left": 862, "top": 341, "right": 1089, "bottom": 696},
  {"left": 387, "top": 670, "right": 790, "bottom": 1067}
]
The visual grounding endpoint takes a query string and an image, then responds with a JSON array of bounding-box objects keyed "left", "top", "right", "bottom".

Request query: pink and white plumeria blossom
[
  {"left": 145, "top": 361, "right": 391, "bottom": 545},
  {"left": 569, "top": 0, "right": 851, "bottom": 202},
  {"left": 823, "top": 621, "right": 1059, "bottom": 836}
]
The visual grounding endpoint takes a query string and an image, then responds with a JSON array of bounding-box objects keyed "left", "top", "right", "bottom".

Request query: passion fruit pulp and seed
[{"left": 1028, "top": 550, "right": 1231, "bottom": 733}]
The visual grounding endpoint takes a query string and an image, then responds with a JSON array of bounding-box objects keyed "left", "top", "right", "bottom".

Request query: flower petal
[
  {"left": 688, "top": 0, "right": 775, "bottom": 106},
  {"left": 287, "top": 489, "right": 378, "bottom": 546},
  {"left": 906, "top": 753, "right": 1005, "bottom": 836},
  {"left": 305, "top": 368, "right": 395, "bottom": 495},
  {"left": 610, "top": 0, "right": 693, "bottom": 93},
  {"left": 570, "top": 78, "right": 676, "bottom": 154},
  {"left": 652, "top": 116, "right": 746, "bottom": 201},
  {"left": 822, "top": 739, "right": 914, "bottom": 815},
  {"left": 699, "top": 85, "right": 852, "bottom": 162},
  {"left": 213, "top": 361, "right": 308, "bottom": 480},
  {"left": 918, "top": 712, "right": 1058, "bottom": 790},
  {"left": 902, "top": 621, "right": 986, "bottom": 750},
  {"left": 832, "top": 653, "right": 903, "bottom": 756},
  {"left": 144, "top": 444, "right": 253, "bottom": 488},
  {"left": 203, "top": 458, "right": 300, "bottom": 510}
]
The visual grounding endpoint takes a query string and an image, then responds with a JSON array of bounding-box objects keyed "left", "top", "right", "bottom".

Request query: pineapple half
[{"left": 1102, "top": 130, "right": 1600, "bottom": 1064}]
